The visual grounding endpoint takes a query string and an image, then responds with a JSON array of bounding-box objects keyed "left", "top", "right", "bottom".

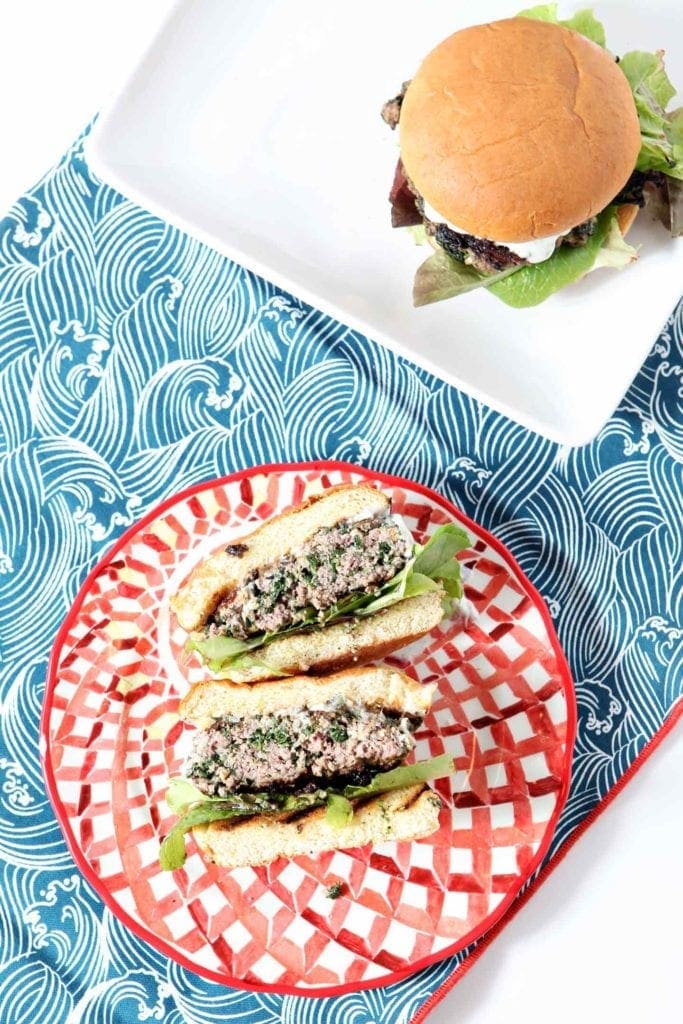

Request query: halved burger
[
  {"left": 159, "top": 665, "right": 450, "bottom": 870},
  {"left": 172, "top": 483, "right": 470, "bottom": 682}
]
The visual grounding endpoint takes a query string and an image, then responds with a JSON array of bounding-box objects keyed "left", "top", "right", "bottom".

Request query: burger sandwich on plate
[{"left": 382, "top": 5, "right": 683, "bottom": 307}]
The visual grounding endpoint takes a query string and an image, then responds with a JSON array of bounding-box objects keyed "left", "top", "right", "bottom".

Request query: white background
[{"left": 1, "top": 3, "right": 681, "bottom": 1022}]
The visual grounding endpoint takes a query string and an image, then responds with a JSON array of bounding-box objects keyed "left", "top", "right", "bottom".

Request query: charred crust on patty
[{"left": 225, "top": 543, "right": 249, "bottom": 557}]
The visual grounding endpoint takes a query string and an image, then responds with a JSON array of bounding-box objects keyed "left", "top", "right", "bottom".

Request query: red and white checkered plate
[{"left": 42, "top": 462, "right": 575, "bottom": 996}]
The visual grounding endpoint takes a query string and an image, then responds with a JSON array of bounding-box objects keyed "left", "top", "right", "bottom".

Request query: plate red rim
[{"left": 40, "top": 459, "right": 577, "bottom": 997}]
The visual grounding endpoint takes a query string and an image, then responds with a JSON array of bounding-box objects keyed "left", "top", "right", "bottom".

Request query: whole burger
[{"left": 382, "top": 7, "right": 683, "bottom": 307}]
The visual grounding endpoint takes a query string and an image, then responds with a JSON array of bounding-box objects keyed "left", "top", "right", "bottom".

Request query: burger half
[
  {"left": 159, "top": 666, "right": 450, "bottom": 870},
  {"left": 383, "top": 7, "right": 683, "bottom": 307},
  {"left": 172, "top": 483, "right": 470, "bottom": 683}
]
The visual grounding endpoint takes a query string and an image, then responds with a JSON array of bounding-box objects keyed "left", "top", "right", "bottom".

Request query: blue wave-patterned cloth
[{"left": 0, "top": 127, "right": 681, "bottom": 1024}]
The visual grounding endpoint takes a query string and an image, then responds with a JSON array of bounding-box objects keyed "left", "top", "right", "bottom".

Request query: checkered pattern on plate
[{"left": 46, "top": 464, "right": 572, "bottom": 993}]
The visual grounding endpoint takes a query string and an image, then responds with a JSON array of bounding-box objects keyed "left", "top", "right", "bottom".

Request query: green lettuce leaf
[
  {"left": 619, "top": 50, "right": 676, "bottom": 110},
  {"left": 186, "top": 632, "right": 262, "bottom": 673},
  {"left": 671, "top": 107, "right": 683, "bottom": 155},
  {"left": 560, "top": 8, "right": 606, "bottom": 46},
  {"left": 489, "top": 207, "right": 639, "bottom": 307},
  {"left": 412, "top": 201, "right": 648, "bottom": 313},
  {"left": 488, "top": 207, "right": 612, "bottom": 307},
  {"left": 618, "top": 51, "right": 683, "bottom": 180},
  {"left": 408, "top": 224, "right": 428, "bottom": 245},
  {"left": 412, "top": 523, "right": 470, "bottom": 601},
  {"left": 325, "top": 794, "right": 354, "bottom": 827},
  {"left": 159, "top": 789, "right": 327, "bottom": 870},
  {"left": 160, "top": 800, "right": 245, "bottom": 871},
  {"left": 402, "top": 571, "right": 442, "bottom": 598},
  {"left": 158, "top": 826, "right": 187, "bottom": 872},
  {"left": 165, "top": 777, "right": 208, "bottom": 814},
  {"left": 518, "top": 4, "right": 606, "bottom": 46},
  {"left": 342, "top": 753, "right": 454, "bottom": 800},
  {"left": 160, "top": 754, "right": 454, "bottom": 870},
  {"left": 413, "top": 248, "right": 520, "bottom": 306},
  {"left": 591, "top": 214, "right": 639, "bottom": 270},
  {"left": 411, "top": 202, "right": 644, "bottom": 312},
  {"left": 214, "top": 653, "right": 292, "bottom": 681},
  {"left": 188, "top": 522, "right": 471, "bottom": 675},
  {"left": 351, "top": 561, "right": 415, "bottom": 616}
]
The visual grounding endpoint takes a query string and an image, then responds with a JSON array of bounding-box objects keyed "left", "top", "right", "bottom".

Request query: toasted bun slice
[
  {"left": 180, "top": 663, "right": 435, "bottom": 727},
  {"left": 399, "top": 18, "right": 641, "bottom": 242},
  {"left": 171, "top": 483, "right": 388, "bottom": 632},
  {"left": 204, "top": 589, "right": 445, "bottom": 683},
  {"left": 192, "top": 784, "right": 442, "bottom": 869}
]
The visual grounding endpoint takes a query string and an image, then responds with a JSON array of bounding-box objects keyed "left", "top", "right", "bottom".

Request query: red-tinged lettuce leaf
[
  {"left": 413, "top": 248, "right": 521, "bottom": 306},
  {"left": 390, "top": 159, "right": 422, "bottom": 228},
  {"left": 645, "top": 171, "right": 683, "bottom": 236}
]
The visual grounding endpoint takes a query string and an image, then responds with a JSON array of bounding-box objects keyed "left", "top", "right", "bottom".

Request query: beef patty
[
  {"left": 187, "top": 702, "right": 419, "bottom": 797},
  {"left": 209, "top": 514, "right": 411, "bottom": 640}
]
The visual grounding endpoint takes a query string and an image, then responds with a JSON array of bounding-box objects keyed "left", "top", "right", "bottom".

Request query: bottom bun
[
  {"left": 218, "top": 590, "right": 446, "bottom": 683},
  {"left": 193, "top": 784, "right": 442, "bottom": 869}
]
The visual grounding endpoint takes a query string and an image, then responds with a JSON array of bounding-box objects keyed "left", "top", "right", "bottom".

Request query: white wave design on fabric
[
  {"left": 0, "top": 125, "right": 681, "bottom": 1021},
  {"left": 0, "top": 955, "right": 74, "bottom": 1024}
]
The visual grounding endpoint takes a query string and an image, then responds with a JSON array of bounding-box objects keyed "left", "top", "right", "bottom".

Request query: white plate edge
[{"left": 82, "top": 0, "right": 672, "bottom": 449}]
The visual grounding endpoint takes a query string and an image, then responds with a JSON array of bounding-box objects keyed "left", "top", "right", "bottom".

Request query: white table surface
[{"left": 1, "top": 4, "right": 681, "bottom": 1022}]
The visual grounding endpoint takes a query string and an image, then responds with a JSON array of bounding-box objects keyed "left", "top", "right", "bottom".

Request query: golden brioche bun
[{"left": 399, "top": 18, "right": 641, "bottom": 242}]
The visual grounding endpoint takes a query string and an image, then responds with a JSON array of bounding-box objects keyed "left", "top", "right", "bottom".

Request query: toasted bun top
[
  {"left": 179, "top": 665, "right": 435, "bottom": 727},
  {"left": 171, "top": 483, "right": 388, "bottom": 632},
  {"left": 399, "top": 18, "right": 641, "bottom": 241}
]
